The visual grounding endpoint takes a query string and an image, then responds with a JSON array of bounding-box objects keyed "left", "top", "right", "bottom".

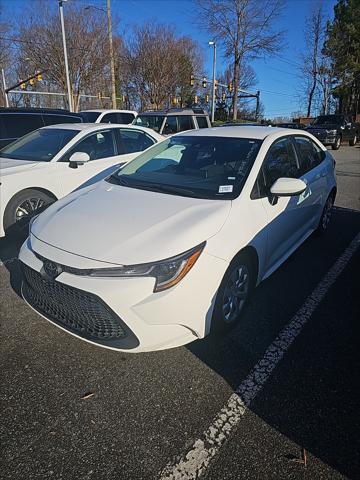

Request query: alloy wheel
[
  {"left": 322, "top": 196, "right": 333, "bottom": 230},
  {"left": 15, "top": 197, "right": 45, "bottom": 223},
  {"left": 222, "top": 264, "right": 250, "bottom": 324}
]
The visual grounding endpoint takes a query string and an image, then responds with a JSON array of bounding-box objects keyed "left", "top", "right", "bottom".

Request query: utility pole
[
  {"left": 1, "top": 68, "right": 9, "bottom": 107},
  {"left": 209, "top": 41, "right": 216, "bottom": 123},
  {"left": 107, "top": 0, "right": 117, "bottom": 109},
  {"left": 255, "top": 91, "right": 260, "bottom": 120},
  {"left": 58, "top": 0, "right": 73, "bottom": 112}
]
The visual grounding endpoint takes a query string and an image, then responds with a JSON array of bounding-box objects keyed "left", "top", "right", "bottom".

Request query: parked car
[
  {"left": 274, "top": 123, "right": 306, "bottom": 129},
  {"left": 19, "top": 126, "right": 336, "bottom": 353},
  {"left": 78, "top": 109, "right": 137, "bottom": 124},
  {"left": 306, "top": 114, "right": 358, "bottom": 149},
  {"left": 0, "top": 107, "right": 83, "bottom": 149},
  {"left": 0, "top": 123, "right": 163, "bottom": 236},
  {"left": 134, "top": 107, "right": 211, "bottom": 135}
]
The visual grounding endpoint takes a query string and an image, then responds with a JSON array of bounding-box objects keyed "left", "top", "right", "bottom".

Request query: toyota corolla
[{"left": 19, "top": 127, "right": 336, "bottom": 352}]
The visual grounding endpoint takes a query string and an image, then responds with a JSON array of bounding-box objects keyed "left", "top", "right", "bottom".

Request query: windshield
[
  {"left": 78, "top": 111, "right": 100, "bottom": 122},
  {"left": 107, "top": 136, "right": 262, "bottom": 200},
  {"left": 134, "top": 115, "right": 165, "bottom": 132},
  {"left": 0, "top": 128, "right": 78, "bottom": 161},
  {"left": 312, "top": 115, "right": 344, "bottom": 126}
]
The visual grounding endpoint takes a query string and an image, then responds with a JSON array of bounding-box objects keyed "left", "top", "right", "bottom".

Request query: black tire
[
  {"left": 4, "top": 189, "right": 55, "bottom": 236},
  {"left": 211, "top": 252, "right": 255, "bottom": 333},
  {"left": 349, "top": 135, "right": 357, "bottom": 146},
  {"left": 316, "top": 193, "right": 334, "bottom": 235},
  {"left": 331, "top": 136, "right": 341, "bottom": 150}
]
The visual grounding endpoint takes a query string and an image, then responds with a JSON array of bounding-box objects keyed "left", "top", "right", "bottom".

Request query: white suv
[
  {"left": 19, "top": 127, "right": 336, "bottom": 352},
  {"left": 79, "top": 109, "right": 137, "bottom": 124}
]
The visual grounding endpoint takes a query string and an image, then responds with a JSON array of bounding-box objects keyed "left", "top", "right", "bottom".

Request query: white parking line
[{"left": 159, "top": 231, "right": 360, "bottom": 480}]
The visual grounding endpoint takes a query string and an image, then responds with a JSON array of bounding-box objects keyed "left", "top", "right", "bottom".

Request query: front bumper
[{"left": 19, "top": 238, "right": 228, "bottom": 352}]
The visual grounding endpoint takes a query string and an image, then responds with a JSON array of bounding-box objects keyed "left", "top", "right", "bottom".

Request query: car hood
[
  {"left": 0, "top": 157, "right": 40, "bottom": 175},
  {"left": 307, "top": 124, "right": 338, "bottom": 130},
  {"left": 32, "top": 181, "right": 232, "bottom": 265}
]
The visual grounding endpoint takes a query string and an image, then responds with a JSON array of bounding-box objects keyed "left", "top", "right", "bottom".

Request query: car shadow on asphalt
[{"left": 186, "top": 206, "right": 360, "bottom": 479}]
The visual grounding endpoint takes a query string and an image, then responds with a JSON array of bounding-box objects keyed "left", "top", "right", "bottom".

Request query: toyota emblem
[{"left": 42, "top": 260, "right": 62, "bottom": 280}]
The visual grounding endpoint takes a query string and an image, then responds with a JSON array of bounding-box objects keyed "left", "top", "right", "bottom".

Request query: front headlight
[{"left": 88, "top": 242, "right": 206, "bottom": 292}]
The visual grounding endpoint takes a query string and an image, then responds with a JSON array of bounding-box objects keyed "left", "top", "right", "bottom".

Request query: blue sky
[{"left": 3, "top": 0, "right": 337, "bottom": 118}]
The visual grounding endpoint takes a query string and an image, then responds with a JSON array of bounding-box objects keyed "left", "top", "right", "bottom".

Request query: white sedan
[
  {"left": 19, "top": 127, "right": 336, "bottom": 352},
  {"left": 0, "top": 123, "right": 163, "bottom": 236}
]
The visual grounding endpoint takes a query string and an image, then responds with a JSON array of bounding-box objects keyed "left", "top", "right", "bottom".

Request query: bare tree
[
  {"left": 301, "top": 1, "right": 326, "bottom": 117},
  {"left": 196, "top": 0, "right": 284, "bottom": 120},
  {"left": 15, "top": 0, "right": 110, "bottom": 111},
  {"left": 125, "top": 22, "right": 203, "bottom": 110}
]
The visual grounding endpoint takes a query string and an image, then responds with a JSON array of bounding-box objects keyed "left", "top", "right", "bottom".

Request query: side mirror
[
  {"left": 270, "top": 177, "right": 307, "bottom": 197},
  {"left": 69, "top": 151, "right": 90, "bottom": 169}
]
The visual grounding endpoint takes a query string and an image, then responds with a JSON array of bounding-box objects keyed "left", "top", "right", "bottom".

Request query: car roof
[
  {"left": 79, "top": 109, "right": 137, "bottom": 114},
  {"left": 0, "top": 107, "right": 80, "bottom": 115},
  {"left": 139, "top": 108, "right": 208, "bottom": 117},
  {"left": 40, "top": 122, "right": 163, "bottom": 138},
  {"left": 176, "top": 126, "right": 291, "bottom": 140}
]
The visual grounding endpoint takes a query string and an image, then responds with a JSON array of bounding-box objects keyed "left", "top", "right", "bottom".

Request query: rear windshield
[
  {"left": 134, "top": 115, "right": 165, "bottom": 132},
  {"left": 0, "top": 128, "right": 78, "bottom": 161},
  {"left": 78, "top": 111, "right": 100, "bottom": 122}
]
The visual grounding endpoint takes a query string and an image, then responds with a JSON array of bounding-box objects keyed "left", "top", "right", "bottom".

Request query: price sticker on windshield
[{"left": 218, "top": 185, "right": 233, "bottom": 193}]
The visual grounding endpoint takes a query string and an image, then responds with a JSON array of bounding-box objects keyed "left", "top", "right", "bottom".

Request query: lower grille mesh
[{"left": 21, "top": 262, "right": 127, "bottom": 342}]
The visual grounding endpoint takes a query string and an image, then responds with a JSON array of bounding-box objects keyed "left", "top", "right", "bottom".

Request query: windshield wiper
[{"left": 109, "top": 176, "right": 209, "bottom": 198}]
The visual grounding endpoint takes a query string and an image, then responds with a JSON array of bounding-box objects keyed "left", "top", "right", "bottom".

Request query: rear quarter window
[{"left": 196, "top": 116, "right": 209, "bottom": 129}]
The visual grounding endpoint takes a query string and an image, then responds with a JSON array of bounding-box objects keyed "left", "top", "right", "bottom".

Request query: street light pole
[
  {"left": 58, "top": 0, "right": 73, "bottom": 112},
  {"left": 1, "top": 68, "right": 9, "bottom": 107},
  {"left": 107, "top": 0, "right": 117, "bottom": 109},
  {"left": 209, "top": 41, "right": 216, "bottom": 123}
]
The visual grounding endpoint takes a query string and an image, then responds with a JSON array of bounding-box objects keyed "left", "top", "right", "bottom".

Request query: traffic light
[
  {"left": 36, "top": 72, "right": 42, "bottom": 81},
  {"left": 190, "top": 75, "right": 194, "bottom": 87},
  {"left": 29, "top": 78, "right": 35, "bottom": 86},
  {"left": 205, "top": 93, "right": 209, "bottom": 103},
  {"left": 228, "top": 82, "right": 233, "bottom": 93},
  {"left": 222, "top": 92, "right": 226, "bottom": 101},
  {"left": 194, "top": 95, "right": 198, "bottom": 104},
  {"left": 172, "top": 97, "right": 177, "bottom": 106},
  {"left": 202, "top": 77, "right": 207, "bottom": 88},
  {"left": 214, "top": 80, "right": 218, "bottom": 91},
  {"left": 20, "top": 82, "right": 26, "bottom": 90}
]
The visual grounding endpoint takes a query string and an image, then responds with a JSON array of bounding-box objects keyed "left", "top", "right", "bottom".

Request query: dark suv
[
  {"left": 0, "top": 108, "right": 83, "bottom": 148},
  {"left": 306, "top": 114, "right": 358, "bottom": 150},
  {"left": 133, "top": 108, "right": 211, "bottom": 135}
]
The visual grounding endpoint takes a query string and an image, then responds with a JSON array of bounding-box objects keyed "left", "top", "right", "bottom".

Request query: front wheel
[
  {"left": 332, "top": 136, "right": 341, "bottom": 150},
  {"left": 316, "top": 194, "right": 334, "bottom": 235},
  {"left": 211, "top": 253, "right": 254, "bottom": 333},
  {"left": 349, "top": 135, "right": 357, "bottom": 146},
  {"left": 4, "top": 189, "right": 54, "bottom": 236}
]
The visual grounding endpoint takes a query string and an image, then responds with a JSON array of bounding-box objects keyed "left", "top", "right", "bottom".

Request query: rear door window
[
  {"left": 2, "top": 113, "right": 44, "bottom": 140},
  {"left": 117, "top": 113, "right": 135, "bottom": 124},
  {"left": 101, "top": 113, "right": 118, "bottom": 123},
  {"left": 196, "top": 116, "right": 209, "bottom": 129},
  {"left": 162, "top": 116, "right": 177, "bottom": 135},
  {"left": 117, "top": 129, "right": 155, "bottom": 154},
  {"left": 177, "top": 115, "right": 194, "bottom": 132}
]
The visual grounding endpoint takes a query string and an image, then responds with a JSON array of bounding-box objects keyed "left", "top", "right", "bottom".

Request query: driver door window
[
  {"left": 61, "top": 130, "right": 116, "bottom": 162},
  {"left": 263, "top": 138, "right": 299, "bottom": 190}
]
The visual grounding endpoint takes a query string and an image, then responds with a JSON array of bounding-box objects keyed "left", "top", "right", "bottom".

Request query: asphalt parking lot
[{"left": 1, "top": 145, "right": 359, "bottom": 480}]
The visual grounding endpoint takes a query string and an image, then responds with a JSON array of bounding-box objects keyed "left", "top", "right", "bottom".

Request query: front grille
[{"left": 21, "top": 262, "right": 139, "bottom": 349}]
